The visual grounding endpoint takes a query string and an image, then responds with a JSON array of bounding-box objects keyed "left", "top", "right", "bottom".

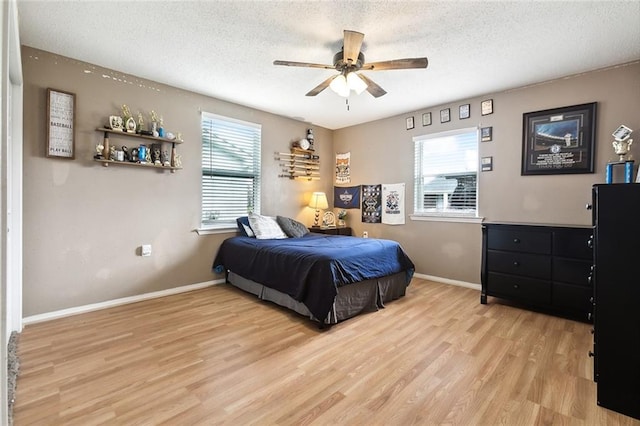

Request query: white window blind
[
  {"left": 201, "top": 112, "right": 261, "bottom": 228},
  {"left": 414, "top": 127, "right": 478, "bottom": 216}
]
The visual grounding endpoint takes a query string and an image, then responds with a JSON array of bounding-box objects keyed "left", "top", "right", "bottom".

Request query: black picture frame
[
  {"left": 521, "top": 102, "right": 597, "bottom": 175},
  {"left": 422, "top": 112, "right": 432, "bottom": 126},
  {"left": 481, "top": 126, "right": 492, "bottom": 142},
  {"left": 459, "top": 104, "right": 470, "bottom": 119},
  {"left": 481, "top": 156, "right": 493, "bottom": 172},
  {"left": 46, "top": 88, "right": 76, "bottom": 159},
  {"left": 440, "top": 108, "right": 450, "bottom": 123},
  {"left": 481, "top": 99, "right": 493, "bottom": 116},
  {"left": 406, "top": 116, "right": 414, "bottom": 130}
]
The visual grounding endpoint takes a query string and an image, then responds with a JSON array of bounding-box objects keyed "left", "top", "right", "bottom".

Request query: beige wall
[
  {"left": 21, "top": 47, "right": 333, "bottom": 317},
  {"left": 334, "top": 62, "right": 640, "bottom": 284},
  {"left": 22, "top": 45, "right": 640, "bottom": 316}
]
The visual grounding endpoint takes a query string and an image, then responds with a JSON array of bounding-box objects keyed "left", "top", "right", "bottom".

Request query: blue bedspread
[{"left": 212, "top": 234, "right": 415, "bottom": 322}]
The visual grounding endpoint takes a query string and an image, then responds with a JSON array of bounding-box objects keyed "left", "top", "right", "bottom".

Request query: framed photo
[
  {"left": 406, "top": 116, "right": 415, "bottom": 130},
  {"left": 46, "top": 88, "right": 76, "bottom": 159},
  {"left": 481, "top": 99, "right": 493, "bottom": 116},
  {"left": 422, "top": 112, "right": 432, "bottom": 126},
  {"left": 481, "top": 126, "right": 493, "bottom": 142},
  {"left": 481, "top": 156, "right": 493, "bottom": 172},
  {"left": 459, "top": 104, "right": 470, "bottom": 119},
  {"left": 521, "top": 102, "right": 597, "bottom": 175},
  {"left": 440, "top": 108, "right": 450, "bottom": 123}
]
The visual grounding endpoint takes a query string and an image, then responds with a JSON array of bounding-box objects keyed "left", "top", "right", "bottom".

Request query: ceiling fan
[{"left": 273, "top": 30, "right": 428, "bottom": 98}]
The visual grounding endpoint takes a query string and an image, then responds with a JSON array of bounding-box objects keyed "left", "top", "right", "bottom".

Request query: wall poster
[{"left": 361, "top": 184, "right": 382, "bottom": 223}]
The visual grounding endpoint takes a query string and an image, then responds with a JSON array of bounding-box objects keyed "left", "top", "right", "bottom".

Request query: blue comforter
[{"left": 212, "top": 234, "right": 415, "bottom": 322}]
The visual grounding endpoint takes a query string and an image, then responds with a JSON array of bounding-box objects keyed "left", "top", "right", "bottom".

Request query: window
[
  {"left": 414, "top": 127, "right": 478, "bottom": 216},
  {"left": 201, "top": 112, "right": 261, "bottom": 228}
]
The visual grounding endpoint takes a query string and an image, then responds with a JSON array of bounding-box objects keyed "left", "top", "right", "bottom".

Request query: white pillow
[{"left": 248, "top": 213, "right": 288, "bottom": 239}]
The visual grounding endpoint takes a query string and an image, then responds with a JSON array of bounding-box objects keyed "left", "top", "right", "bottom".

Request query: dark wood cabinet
[
  {"left": 481, "top": 222, "right": 592, "bottom": 321},
  {"left": 309, "top": 227, "right": 352, "bottom": 236},
  {"left": 592, "top": 184, "right": 640, "bottom": 420}
]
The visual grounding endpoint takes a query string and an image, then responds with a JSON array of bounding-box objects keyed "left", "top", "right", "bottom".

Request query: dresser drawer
[
  {"left": 487, "top": 250, "right": 551, "bottom": 279},
  {"left": 553, "top": 282, "right": 592, "bottom": 313},
  {"left": 554, "top": 228, "right": 593, "bottom": 260},
  {"left": 487, "top": 272, "right": 551, "bottom": 305},
  {"left": 553, "top": 258, "right": 592, "bottom": 286},
  {"left": 487, "top": 228, "right": 551, "bottom": 254}
]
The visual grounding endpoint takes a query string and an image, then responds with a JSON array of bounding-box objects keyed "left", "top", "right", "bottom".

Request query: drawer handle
[
  {"left": 587, "top": 236, "right": 593, "bottom": 249},
  {"left": 513, "top": 284, "right": 519, "bottom": 289},
  {"left": 513, "top": 238, "right": 520, "bottom": 243},
  {"left": 587, "top": 312, "right": 592, "bottom": 321},
  {"left": 587, "top": 275, "right": 592, "bottom": 285},
  {"left": 588, "top": 351, "right": 595, "bottom": 358},
  {"left": 513, "top": 261, "right": 520, "bottom": 267}
]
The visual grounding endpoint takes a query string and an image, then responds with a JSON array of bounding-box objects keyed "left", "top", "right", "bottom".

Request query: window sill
[
  {"left": 195, "top": 227, "right": 237, "bottom": 236},
  {"left": 409, "top": 214, "right": 484, "bottom": 224}
]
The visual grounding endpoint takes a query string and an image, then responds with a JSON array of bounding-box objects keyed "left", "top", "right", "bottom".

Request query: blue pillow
[{"left": 236, "top": 216, "right": 255, "bottom": 237}]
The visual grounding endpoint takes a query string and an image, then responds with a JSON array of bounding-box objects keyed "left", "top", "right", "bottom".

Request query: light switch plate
[{"left": 141, "top": 244, "right": 152, "bottom": 257}]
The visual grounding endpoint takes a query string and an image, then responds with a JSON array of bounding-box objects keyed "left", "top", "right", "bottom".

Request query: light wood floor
[{"left": 14, "top": 279, "right": 640, "bottom": 425}]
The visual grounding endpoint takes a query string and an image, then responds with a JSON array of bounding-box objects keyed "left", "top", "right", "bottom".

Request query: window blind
[
  {"left": 201, "top": 112, "right": 261, "bottom": 227},
  {"left": 414, "top": 128, "right": 478, "bottom": 216}
]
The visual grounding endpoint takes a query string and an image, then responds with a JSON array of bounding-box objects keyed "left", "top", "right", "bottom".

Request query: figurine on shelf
[
  {"left": 108, "top": 115, "right": 123, "bottom": 131},
  {"left": 158, "top": 116, "right": 165, "bottom": 138},
  {"left": 161, "top": 149, "right": 170, "bottom": 167},
  {"left": 122, "top": 104, "right": 136, "bottom": 134},
  {"left": 94, "top": 143, "right": 104, "bottom": 159},
  {"left": 122, "top": 145, "right": 130, "bottom": 162},
  {"left": 152, "top": 144, "right": 161, "bottom": 165},
  {"left": 137, "top": 112, "right": 145, "bottom": 133},
  {"left": 109, "top": 145, "right": 116, "bottom": 161},
  {"left": 174, "top": 154, "right": 182, "bottom": 168},
  {"left": 150, "top": 110, "right": 160, "bottom": 137}
]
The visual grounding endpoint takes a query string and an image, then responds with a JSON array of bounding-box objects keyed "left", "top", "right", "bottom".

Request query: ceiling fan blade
[
  {"left": 357, "top": 74, "right": 387, "bottom": 98},
  {"left": 343, "top": 30, "right": 364, "bottom": 65},
  {"left": 273, "top": 60, "right": 335, "bottom": 70},
  {"left": 306, "top": 75, "right": 338, "bottom": 96},
  {"left": 362, "top": 57, "right": 428, "bottom": 71}
]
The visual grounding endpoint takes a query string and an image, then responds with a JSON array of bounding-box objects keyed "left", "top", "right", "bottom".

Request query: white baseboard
[
  {"left": 23, "top": 279, "right": 226, "bottom": 325},
  {"left": 413, "top": 272, "right": 481, "bottom": 291}
]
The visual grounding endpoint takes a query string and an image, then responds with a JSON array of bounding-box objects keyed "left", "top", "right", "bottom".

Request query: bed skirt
[{"left": 227, "top": 271, "right": 408, "bottom": 324}]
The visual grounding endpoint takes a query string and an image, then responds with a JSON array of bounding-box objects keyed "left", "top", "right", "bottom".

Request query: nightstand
[{"left": 309, "top": 227, "right": 352, "bottom": 236}]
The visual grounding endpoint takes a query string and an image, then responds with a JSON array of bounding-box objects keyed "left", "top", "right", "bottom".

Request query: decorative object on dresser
[
  {"left": 308, "top": 192, "right": 329, "bottom": 227},
  {"left": 606, "top": 124, "right": 634, "bottom": 183},
  {"left": 590, "top": 184, "right": 640, "bottom": 420},
  {"left": 481, "top": 222, "right": 593, "bottom": 321}
]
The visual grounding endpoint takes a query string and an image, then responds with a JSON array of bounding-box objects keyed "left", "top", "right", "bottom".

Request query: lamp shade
[
  {"left": 308, "top": 192, "right": 329, "bottom": 209},
  {"left": 329, "top": 75, "right": 349, "bottom": 97}
]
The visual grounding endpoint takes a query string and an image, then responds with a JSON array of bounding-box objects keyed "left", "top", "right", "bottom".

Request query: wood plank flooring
[{"left": 13, "top": 279, "right": 640, "bottom": 425}]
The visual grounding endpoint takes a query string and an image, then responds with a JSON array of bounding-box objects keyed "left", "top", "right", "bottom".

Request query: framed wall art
[
  {"left": 406, "top": 116, "right": 415, "bottom": 130},
  {"left": 481, "top": 99, "right": 493, "bottom": 116},
  {"left": 422, "top": 112, "right": 432, "bottom": 126},
  {"left": 481, "top": 126, "right": 493, "bottom": 142},
  {"left": 440, "top": 108, "right": 450, "bottom": 123},
  {"left": 46, "top": 88, "right": 76, "bottom": 159},
  {"left": 459, "top": 104, "right": 470, "bottom": 119},
  {"left": 521, "top": 102, "right": 597, "bottom": 175}
]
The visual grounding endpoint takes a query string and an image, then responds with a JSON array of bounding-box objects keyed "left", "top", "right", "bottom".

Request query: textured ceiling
[{"left": 17, "top": 1, "right": 640, "bottom": 130}]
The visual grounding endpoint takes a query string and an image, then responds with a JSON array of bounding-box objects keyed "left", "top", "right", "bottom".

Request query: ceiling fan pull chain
[{"left": 346, "top": 98, "right": 350, "bottom": 111}]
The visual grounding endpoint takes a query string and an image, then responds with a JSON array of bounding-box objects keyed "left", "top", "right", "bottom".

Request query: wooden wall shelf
[{"left": 96, "top": 128, "right": 183, "bottom": 144}]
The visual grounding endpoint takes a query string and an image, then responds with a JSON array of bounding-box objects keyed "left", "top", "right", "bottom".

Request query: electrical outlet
[
  {"left": 363, "top": 231, "right": 368, "bottom": 238},
  {"left": 141, "top": 244, "right": 152, "bottom": 257}
]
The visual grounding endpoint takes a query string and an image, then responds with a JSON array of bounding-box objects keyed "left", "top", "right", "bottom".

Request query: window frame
[
  {"left": 200, "top": 112, "right": 262, "bottom": 231},
  {"left": 412, "top": 126, "right": 481, "bottom": 221}
]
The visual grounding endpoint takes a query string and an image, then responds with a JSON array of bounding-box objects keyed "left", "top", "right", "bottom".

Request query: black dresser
[
  {"left": 481, "top": 222, "right": 593, "bottom": 321},
  {"left": 591, "top": 184, "right": 640, "bottom": 420}
]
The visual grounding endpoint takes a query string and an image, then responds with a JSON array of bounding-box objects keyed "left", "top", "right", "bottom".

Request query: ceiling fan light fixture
[
  {"left": 329, "top": 74, "right": 350, "bottom": 97},
  {"left": 346, "top": 72, "right": 368, "bottom": 95}
]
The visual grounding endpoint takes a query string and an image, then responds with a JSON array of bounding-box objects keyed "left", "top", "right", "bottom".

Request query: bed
[{"left": 212, "top": 226, "right": 415, "bottom": 325}]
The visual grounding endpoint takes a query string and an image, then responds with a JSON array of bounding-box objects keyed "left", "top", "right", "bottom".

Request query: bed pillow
[
  {"left": 276, "top": 216, "right": 310, "bottom": 238},
  {"left": 236, "top": 216, "right": 255, "bottom": 237},
  {"left": 248, "top": 213, "right": 288, "bottom": 239}
]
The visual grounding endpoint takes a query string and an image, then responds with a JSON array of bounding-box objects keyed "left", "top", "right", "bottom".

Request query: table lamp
[{"left": 308, "top": 192, "right": 328, "bottom": 227}]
